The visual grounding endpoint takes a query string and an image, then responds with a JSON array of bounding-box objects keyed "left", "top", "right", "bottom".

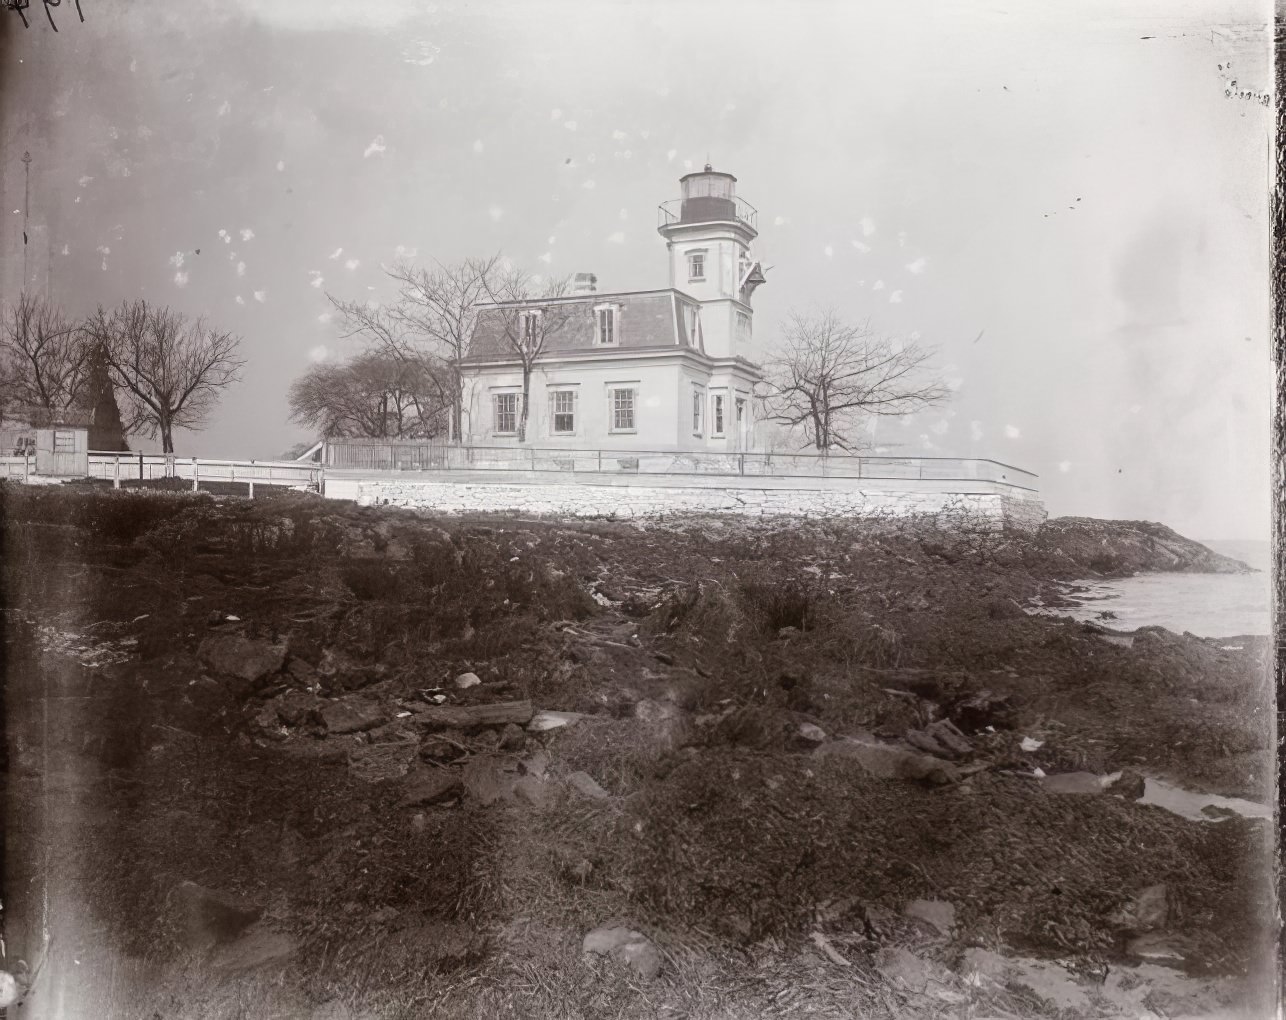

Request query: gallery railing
[{"left": 322, "top": 441, "right": 1039, "bottom": 492}]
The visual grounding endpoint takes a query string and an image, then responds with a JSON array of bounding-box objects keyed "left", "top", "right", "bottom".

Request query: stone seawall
[{"left": 342, "top": 478, "right": 1047, "bottom": 531}]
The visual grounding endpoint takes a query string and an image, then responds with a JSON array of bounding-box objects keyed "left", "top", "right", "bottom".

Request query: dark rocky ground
[{"left": 0, "top": 485, "right": 1275, "bottom": 1019}]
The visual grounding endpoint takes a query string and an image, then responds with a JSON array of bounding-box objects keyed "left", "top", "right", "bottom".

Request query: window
[
  {"left": 735, "top": 397, "right": 746, "bottom": 425},
  {"left": 595, "top": 305, "right": 618, "bottom": 346},
  {"left": 711, "top": 394, "right": 725, "bottom": 436},
  {"left": 610, "top": 388, "right": 636, "bottom": 432},
  {"left": 54, "top": 430, "right": 76, "bottom": 453},
  {"left": 550, "top": 390, "right": 576, "bottom": 434},
  {"left": 493, "top": 392, "right": 519, "bottom": 434},
  {"left": 692, "top": 388, "right": 704, "bottom": 435},
  {"left": 736, "top": 311, "right": 752, "bottom": 342},
  {"left": 687, "top": 250, "right": 706, "bottom": 281}
]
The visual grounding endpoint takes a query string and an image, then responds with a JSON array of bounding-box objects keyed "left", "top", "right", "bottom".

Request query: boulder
[
  {"left": 319, "top": 698, "right": 386, "bottom": 735},
  {"left": 462, "top": 756, "right": 513, "bottom": 806},
  {"left": 1107, "top": 769, "right": 1147, "bottom": 801},
  {"left": 568, "top": 771, "right": 611, "bottom": 800},
  {"left": 275, "top": 690, "right": 325, "bottom": 727},
  {"left": 582, "top": 925, "right": 663, "bottom": 980},
  {"left": 513, "top": 774, "right": 555, "bottom": 809},
  {"left": 197, "top": 633, "right": 287, "bottom": 685},
  {"left": 171, "top": 881, "right": 262, "bottom": 949},
  {"left": 520, "top": 747, "right": 551, "bottom": 778},
  {"left": 815, "top": 735, "right": 958, "bottom": 785},
  {"left": 904, "top": 728, "right": 951, "bottom": 758},
  {"left": 398, "top": 767, "right": 463, "bottom": 807},
  {"left": 454, "top": 672, "right": 482, "bottom": 689},
  {"left": 251, "top": 702, "right": 287, "bottom": 739},
  {"left": 794, "top": 722, "right": 828, "bottom": 749},
  {"left": 498, "top": 722, "right": 526, "bottom": 750},
  {"left": 903, "top": 898, "right": 956, "bottom": 935},
  {"left": 635, "top": 700, "right": 697, "bottom": 752},
  {"left": 876, "top": 946, "right": 957, "bottom": 993},
  {"left": 287, "top": 658, "right": 317, "bottom": 682}
]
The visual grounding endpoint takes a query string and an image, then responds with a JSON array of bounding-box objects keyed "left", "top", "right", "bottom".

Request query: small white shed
[
  {"left": 1, "top": 407, "right": 92, "bottom": 478},
  {"left": 34, "top": 424, "right": 89, "bottom": 477}
]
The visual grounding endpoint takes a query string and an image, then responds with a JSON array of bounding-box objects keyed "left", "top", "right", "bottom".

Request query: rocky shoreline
[{"left": 1, "top": 485, "right": 1274, "bottom": 1018}]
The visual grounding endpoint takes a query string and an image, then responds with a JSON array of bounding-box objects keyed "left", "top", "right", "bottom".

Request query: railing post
[
  {"left": 192, "top": 458, "right": 199, "bottom": 492},
  {"left": 113, "top": 454, "right": 120, "bottom": 490},
  {"left": 738, "top": 452, "right": 744, "bottom": 476},
  {"left": 597, "top": 449, "right": 602, "bottom": 473},
  {"left": 24, "top": 450, "right": 30, "bottom": 484},
  {"left": 248, "top": 461, "right": 255, "bottom": 500},
  {"left": 139, "top": 451, "right": 144, "bottom": 481}
]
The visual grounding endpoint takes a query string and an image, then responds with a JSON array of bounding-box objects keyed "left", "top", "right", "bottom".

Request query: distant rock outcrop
[{"left": 1033, "top": 518, "right": 1253, "bottom": 576}]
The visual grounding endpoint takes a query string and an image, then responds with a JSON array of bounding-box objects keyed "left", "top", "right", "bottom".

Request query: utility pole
[{"left": 21, "top": 150, "right": 31, "bottom": 291}]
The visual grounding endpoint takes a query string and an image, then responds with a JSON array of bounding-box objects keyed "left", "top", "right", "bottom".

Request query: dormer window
[
  {"left": 687, "top": 250, "right": 706, "bottom": 281},
  {"left": 519, "top": 310, "right": 542, "bottom": 345},
  {"left": 594, "top": 304, "right": 619, "bottom": 346}
]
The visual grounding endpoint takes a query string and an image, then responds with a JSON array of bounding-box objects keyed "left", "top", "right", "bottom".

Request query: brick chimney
[{"left": 572, "top": 272, "right": 597, "bottom": 295}]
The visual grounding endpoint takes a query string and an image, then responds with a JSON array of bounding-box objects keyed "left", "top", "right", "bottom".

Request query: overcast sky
[{"left": 0, "top": 0, "right": 1272, "bottom": 538}]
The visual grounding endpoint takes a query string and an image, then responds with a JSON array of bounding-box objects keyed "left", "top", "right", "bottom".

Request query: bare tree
[
  {"left": 0, "top": 292, "right": 91, "bottom": 415},
  {"left": 288, "top": 351, "right": 449, "bottom": 439},
  {"left": 480, "top": 269, "right": 573, "bottom": 442},
  {"left": 329, "top": 255, "right": 502, "bottom": 441},
  {"left": 86, "top": 300, "right": 245, "bottom": 454},
  {"left": 763, "top": 309, "right": 948, "bottom": 453}
]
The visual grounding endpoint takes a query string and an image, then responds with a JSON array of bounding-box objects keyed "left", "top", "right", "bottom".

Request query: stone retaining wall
[{"left": 346, "top": 478, "right": 1047, "bottom": 531}]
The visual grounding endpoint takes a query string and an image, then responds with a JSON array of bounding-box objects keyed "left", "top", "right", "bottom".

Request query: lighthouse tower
[{"left": 657, "top": 165, "right": 767, "bottom": 360}]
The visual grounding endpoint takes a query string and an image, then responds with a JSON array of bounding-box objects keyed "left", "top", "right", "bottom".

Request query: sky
[{"left": 0, "top": 0, "right": 1273, "bottom": 539}]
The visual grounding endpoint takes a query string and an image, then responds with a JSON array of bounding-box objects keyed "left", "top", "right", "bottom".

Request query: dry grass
[{"left": 0, "top": 485, "right": 1273, "bottom": 1019}]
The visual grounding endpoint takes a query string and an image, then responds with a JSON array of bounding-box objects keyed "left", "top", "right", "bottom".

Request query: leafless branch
[
  {"left": 0, "top": 292, "right": 91, "bottom": 416},
  {"left": 85, "top": 300, "right": 245, "bottom": 454},
  {"left": 762, "top": 308, "right": 948, "bottom": 452}
]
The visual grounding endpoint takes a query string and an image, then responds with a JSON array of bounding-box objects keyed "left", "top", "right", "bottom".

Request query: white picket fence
[{"left": 84, "top": 453, "right": 321, "bottom": 494}]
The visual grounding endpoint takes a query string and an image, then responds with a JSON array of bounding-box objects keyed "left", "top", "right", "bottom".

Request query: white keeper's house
[{"left": 458, "top": 166, "right": 769, "bottom": 451}]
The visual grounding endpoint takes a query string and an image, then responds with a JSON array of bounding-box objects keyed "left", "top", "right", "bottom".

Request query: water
[
  {"left": 1200, "top": 538, "right": 1271, "bottom": 572},
  {"left": 1038, "top": 571, "right": 1270, "bottom": 638},
  {"left": 1138, "top": 776, "right": 1271, "bottom": 822}
]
